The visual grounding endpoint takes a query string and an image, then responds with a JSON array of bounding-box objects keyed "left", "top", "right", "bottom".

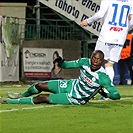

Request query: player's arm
[
  {"left": 53, "top": 57, "right": 89, "bottom": 69},
  {"left": 99, "top": 73, "right": 121, "bottom": 100},
  {"left": 87, "top": 0, "right": 109, "bottom": 24},
  {"left": 105, "top": 85, "right": 120, "bottom": 100},
  {"left": 80, "top": 0, "right": 109, "bottom": 26}
]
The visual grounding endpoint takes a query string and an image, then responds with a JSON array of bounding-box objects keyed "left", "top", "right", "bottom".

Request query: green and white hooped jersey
[{"left": 60, "top": 58, "right": 116, "bottom": 104}]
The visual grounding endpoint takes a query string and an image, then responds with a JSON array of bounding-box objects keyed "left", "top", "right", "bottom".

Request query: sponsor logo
[
  {"left": 110, "top": 27, "right": 123, "bottom": 32},
  {"left": 85, "top": 77, "right": 92, "bottom": 84},
  {"left": 24, "top": 50, "right": 46, "bottom": 59}
]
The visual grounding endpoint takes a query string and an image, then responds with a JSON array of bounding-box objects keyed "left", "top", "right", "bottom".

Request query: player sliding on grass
[{"left": 0, "top": 50, "right": 120, "bottom": 105}]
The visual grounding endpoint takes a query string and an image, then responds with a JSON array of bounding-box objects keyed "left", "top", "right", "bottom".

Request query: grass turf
[{"left": 0, "top": 85, "right": 133, "bottom": 133}]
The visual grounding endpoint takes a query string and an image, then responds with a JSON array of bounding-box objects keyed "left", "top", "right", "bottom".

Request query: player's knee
[
  {"left": 35, "top": 83, "right": 42, "bottom": 91},
  {"left": 105, "top": 61, "right": 114, "bottom": 67},
  {"left": 38, "top": 94, "right": 49, "bottom": 102},
  {"left": 33, "top": 94, "right": 50, "bottom": 104},
  {"left": 35, "top": 82, "right": 48, "bottom": 91}
]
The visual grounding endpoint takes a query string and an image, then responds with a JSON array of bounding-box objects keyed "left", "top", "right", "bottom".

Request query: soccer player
[
  {"left": 80, "top": 0, "right": 133, "bottom": 83},
  {"left": 0, "top": 50, "right": 120, "bottom": 105}
]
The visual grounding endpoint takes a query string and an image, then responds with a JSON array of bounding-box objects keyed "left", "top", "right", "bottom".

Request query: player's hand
[
  {"left": 98, "top": 88, "right": 108, "bottom": 98},
  {"left": 53, "top": 56, "right": 65, "bottom": 66},
  {"left": 80, "top": 20, "right": 89, "bottom": 27}
]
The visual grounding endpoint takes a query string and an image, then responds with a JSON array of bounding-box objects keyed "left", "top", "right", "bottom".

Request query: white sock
[{"left": 105, "top": 67, "right": 114, "bottom": 82}]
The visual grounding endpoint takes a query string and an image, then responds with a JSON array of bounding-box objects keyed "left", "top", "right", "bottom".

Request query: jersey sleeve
[
  {"left": 59, "top": 58, "right": 90, "bottom": 69},
  {"left": 87, "top": 0, "right": 110, "bottom": 24},
  {"left": 99, "top": 73, "right": 121, "bottom": 100}
]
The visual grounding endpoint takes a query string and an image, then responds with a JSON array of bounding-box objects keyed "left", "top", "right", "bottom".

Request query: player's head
[{"left": 90, "top": 50, "right": 104, "bottom": 71}]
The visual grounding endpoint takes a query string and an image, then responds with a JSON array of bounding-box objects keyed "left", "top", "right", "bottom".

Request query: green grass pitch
[{"left": 0, "top": 84, "right": 133, "bottom": 133}]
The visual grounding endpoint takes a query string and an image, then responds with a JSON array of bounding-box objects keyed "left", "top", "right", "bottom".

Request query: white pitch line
[
  {"left": 0, "top": 85, "right": 30, "bottom": 90},
  {"left": 0, "top": 108, "right": 18, "bottom": 113},
  {"left": 0, "top": 87, "right": 27, "bottom": 90},
  {"left": 0, "top": 104, "right": 63, "bottom": 113},
  {"left": 22, "top": 105, "right": 44, "bottom": 110}
]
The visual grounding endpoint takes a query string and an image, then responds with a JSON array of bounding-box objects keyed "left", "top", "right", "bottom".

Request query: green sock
[
  {"left": 8, "top": 97, "right": 34, "bottom": 104},
  {"left": 22, "top": 85, "right": 39, "bottom": 97}
]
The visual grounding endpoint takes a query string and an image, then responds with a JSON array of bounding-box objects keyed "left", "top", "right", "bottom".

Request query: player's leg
[
  {"left": 105, "top": 44, "right": 123, "bottom": 82},
  {"left": 47, "top": 80, "right": 76, "bottom": 104},
  {"left": 22, "top": 83, "right": 42, "bottom": 97},
  {"left": 8, "top": 80, "right": 59, "bottom": 99},
  {"left": 104, "top": 60, "right": 114, "bottom": 82},
  {"left": 7, "top": 83, "right": 40, "bottom": 99},
  {"left": 95, "top": 41, "right": 113, "bottom": 80},
  {"left": 1, "top": 79, "right": 71, "bottom": 104},
  {"left": 95, "top": 40, "right": 110, "bottom": 60},
  {"left": 8, "top": 83, "right": 43, "bottom": 99},
  {"left": 32, "top": 79, "right": 71, "bottom": 94},
  {"left": 49, "top": 93, "right": 71, "bottom": 104},
  {"left": 0, "top": 94, "right": 48, "bottom": 104},
  {"left": 1, "top": 93, "right": 70, "bottom": 104},
  {"left": 7, "top": 79, "right": 69, "bottom": 100},
  {"left": 3, "top": 80, "right": 74, "bottom": 104},
  {"left": 23, "top": 79, "right": 60, "bottom": 95},
  {"left": 8, "top": 94, "right": 50, "bottom": 104},
  {"left": 5, "top": 97, "right": 34, "bottom": 104},
  {"left": 95, "top": 42, "right": 115, "bottom": 100},
  {"left": 103, "top": 44, "right": 115, "bottom": 82}
]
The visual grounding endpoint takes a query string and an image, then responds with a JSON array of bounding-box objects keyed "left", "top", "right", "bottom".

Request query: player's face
[{"left": 90, "top": 53, "right": 104, "bottom": 71}]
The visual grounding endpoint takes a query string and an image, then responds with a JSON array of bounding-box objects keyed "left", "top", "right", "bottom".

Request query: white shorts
[{"left": 95, "top": 40, "right": 123, "bottom": 63}]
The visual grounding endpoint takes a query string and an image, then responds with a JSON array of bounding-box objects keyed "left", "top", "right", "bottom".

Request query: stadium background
[{"left": 0, "top": 0, "right": 132, "bottom": 84}]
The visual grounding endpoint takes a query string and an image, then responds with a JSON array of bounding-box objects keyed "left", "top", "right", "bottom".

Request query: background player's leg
[{"left": 105, "top": 63, "right": 114, "bottom": 82}]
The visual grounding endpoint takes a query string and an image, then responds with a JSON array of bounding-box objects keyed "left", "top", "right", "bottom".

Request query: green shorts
[
  {"left": 47, "top": 79, "right": 84, "bottom": 105},
  {"left": 48, "top": 80, "right": 72, "bottom": 104}
]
